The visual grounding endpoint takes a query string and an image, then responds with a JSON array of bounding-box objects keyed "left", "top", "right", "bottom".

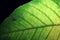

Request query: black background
[{"left": 0, "top": 0, "right": 31, "bottom": 24}]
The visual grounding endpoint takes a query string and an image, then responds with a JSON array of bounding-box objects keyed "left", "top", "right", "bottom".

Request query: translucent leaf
[{"left": 0, "top": 0, "right": 60, "bottom": 40}]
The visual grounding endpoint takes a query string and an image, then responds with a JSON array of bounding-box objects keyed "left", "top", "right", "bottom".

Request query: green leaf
[{"left": 0, "top": 0, "right": 60, "bottom": 40}]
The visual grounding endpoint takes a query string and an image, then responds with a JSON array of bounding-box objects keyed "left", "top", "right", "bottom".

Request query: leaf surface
[{"left": 0, "top": 0, "right": 60, "bottom": 40}]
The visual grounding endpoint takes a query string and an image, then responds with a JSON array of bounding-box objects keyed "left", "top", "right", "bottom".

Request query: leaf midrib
[{"left": 1, "top": 24, "right": 60, "bottom": 35}]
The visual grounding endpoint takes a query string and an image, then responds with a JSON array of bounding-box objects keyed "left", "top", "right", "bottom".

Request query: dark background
[{"left": 0, "top": 0, "right": 31, "bottom": 24}]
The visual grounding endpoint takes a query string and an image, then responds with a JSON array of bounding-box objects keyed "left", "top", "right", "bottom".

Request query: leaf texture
[{"left": 0, "top": 0, "right": 60, "bottom": 40}]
